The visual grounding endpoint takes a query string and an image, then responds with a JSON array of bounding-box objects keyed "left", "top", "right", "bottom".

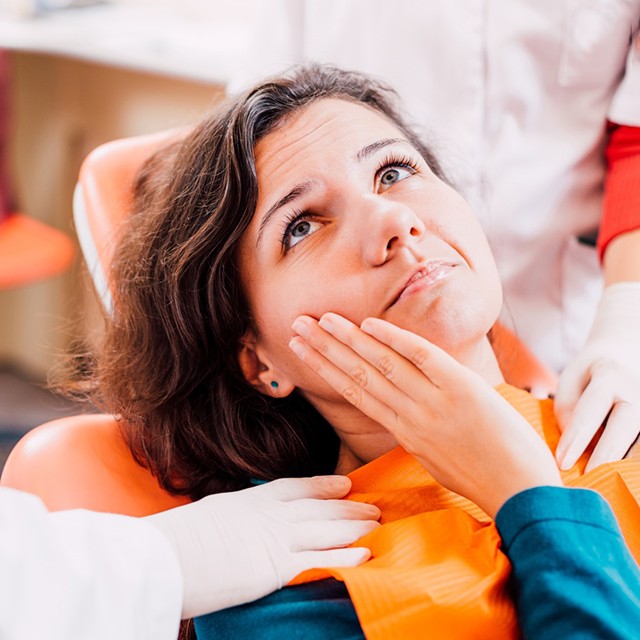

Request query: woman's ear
[{"left": 237, "top": 330, "right": 295, "bottom": 398}]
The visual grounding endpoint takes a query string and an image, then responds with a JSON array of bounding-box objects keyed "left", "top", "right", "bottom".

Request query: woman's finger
[
  {"left": 360, "top": 317, "right": 467, "bottom": 389},
  {"left": 292, "top": 314, "right": 436, "bottom": 424},
  {"left": 317, "top": 313, "right": 440, "bottom": 398},
  {"left": 289, "top": 334, "right": 400, "bottom": 427}
]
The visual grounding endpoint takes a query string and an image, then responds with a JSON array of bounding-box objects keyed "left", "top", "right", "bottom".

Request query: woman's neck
[{"left": 314, "top": 335, "right": 504, "bottom": 474}]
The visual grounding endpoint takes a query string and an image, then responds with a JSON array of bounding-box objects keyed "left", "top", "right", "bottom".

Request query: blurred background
[{"left": 0, "top": 0, "right": 254, "bottom": 470}]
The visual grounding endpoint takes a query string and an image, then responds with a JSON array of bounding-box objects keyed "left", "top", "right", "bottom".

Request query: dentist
[{"left": 0, "top": 477, "right": 378, "bottom": 639}]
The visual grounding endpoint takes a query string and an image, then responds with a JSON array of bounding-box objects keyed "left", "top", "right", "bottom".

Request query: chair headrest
[{"left": 74, "top": 128, "right": 187, "bottom": 311}]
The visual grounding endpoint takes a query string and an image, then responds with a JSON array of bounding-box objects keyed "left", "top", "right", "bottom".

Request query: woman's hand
[{"left": 290, "top": 313, "right": 561, "bottom": 518}]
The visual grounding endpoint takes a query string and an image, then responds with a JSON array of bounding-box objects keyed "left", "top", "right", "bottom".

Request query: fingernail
[
  {"left": 360, "top": 317, "right": 381, "bottom": 335},
  {"left": 292, "top": 318, "right": 310, "bottom": 338},
  {"left": 318, "top": 315, "right": 335, "bottom": 333},
  {"left": 555, "top": 438, "right": 567, "bottom": 464},
  {"left": 558, "top": 450, "right": 575, "bottom": 471},
  {"left": 289, "top": 338, "right": 306, "bottom": 358},
  {"left": 355, "top": 548, "right": 372, "bottom": 564},
  {"left": 366, "top": 504, "right": 381, "bottom": 518},
  {"left": 585, "top": 453, "right": 609, "bottom": 474}
]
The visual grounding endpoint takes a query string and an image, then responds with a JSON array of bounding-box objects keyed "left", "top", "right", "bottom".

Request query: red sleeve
[{"left": 597, "top": 123, "right": 640, "bottom": 260}]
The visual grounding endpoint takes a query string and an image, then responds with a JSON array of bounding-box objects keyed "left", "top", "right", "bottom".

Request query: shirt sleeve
[
  {"left": 495, "top": 486, "right": 640, "bottom": 640},
  {"left": 597, "top": 123, "right": 640, "bottom": 259},
  {"left": 0, "top": 488, "right": 183, "bottom": 640}
]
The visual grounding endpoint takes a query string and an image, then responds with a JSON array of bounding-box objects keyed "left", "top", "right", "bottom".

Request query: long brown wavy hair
[{"left": 87, "top": 65, "right": 446, "bottom": 499}]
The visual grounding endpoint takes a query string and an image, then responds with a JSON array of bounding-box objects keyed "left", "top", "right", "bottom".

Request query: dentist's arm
[
  {"left": 0, "top": 477, "right": 379, "bottom": 639},
  {"left": 556, "top": 124, "right": 640, "bottom": 471},
  {"left": 0, "top": 487, "right": 182, "bottom": 640}
]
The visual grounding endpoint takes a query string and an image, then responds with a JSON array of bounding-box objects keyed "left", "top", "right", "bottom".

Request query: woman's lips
[{"left": 392, "top": 261, "right": 457, "bottom": 305}]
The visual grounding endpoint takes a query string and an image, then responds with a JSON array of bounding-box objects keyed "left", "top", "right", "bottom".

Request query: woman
[
  {"left": 90, "top": 66, "right": 640, "bottom": 638},
  {"left": 238, "top": 0, "right": 640, "bottom": 473}
]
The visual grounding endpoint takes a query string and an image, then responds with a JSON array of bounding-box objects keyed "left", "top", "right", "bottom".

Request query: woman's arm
[
  {"left": 289, "top": 314, "right": 640, "bottom": 637},
  {"left": 497, "top": 486, "right": 640, "bottom": 640}
]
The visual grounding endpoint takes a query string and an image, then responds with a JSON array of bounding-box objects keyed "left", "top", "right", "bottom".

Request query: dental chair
[{"left": 0, "top": 131, "right": 558, "bottom": 516}]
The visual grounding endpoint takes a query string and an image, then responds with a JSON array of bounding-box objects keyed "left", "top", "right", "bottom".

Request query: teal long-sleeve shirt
[
  {"left": 496, "top": 485, "right": 640, "bottom": 639},
  {"left": 195, "top": 487, "right": 640, "bottom": 639}
]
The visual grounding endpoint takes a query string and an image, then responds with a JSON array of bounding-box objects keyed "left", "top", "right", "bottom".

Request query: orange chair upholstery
[
  {"left": 73, "top": 128, "right": 186, "bottom": 313},
  {"left": 0, "top": 130, "right": 558, "bottom": 516},
  {"left": 1, "top": 414, "right": 189, "bottom": 515}
]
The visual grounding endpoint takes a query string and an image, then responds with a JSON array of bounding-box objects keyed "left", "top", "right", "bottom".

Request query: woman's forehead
[{"left": 254, "top": 99, "right": 404, "bottom": 177}]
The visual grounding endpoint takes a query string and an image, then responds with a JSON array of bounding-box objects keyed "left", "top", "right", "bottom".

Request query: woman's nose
[{"left": 359, "top": 196, "right": 425, "bottom": 266}]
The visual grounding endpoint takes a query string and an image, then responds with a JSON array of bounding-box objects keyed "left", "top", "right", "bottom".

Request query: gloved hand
[
  {"left": 145, "top": 475, "right": 379, "bottom": 619},
  {"left": 555, "top": 282, "right": 640, "bottom": 471}
]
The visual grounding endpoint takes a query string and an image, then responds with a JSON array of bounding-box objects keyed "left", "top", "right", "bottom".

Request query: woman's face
[{"left": 238, "top": 98, "right": 502, "bottom": 400}]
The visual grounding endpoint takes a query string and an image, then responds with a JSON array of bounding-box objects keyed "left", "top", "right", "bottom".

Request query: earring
[{"left": 271, "top": 381, "right": 279, "bottom": 389}]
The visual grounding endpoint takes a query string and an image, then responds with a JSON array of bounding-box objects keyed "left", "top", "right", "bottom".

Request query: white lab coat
[
  {"left": 0, "top": 488, "right": 182, "bottom": 640},
  {"left": 236, "top": 0, "right": 640, "bottom": 372}
]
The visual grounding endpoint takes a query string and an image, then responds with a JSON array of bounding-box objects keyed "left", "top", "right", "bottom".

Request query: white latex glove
[
  {"left": 145, "top": 475, "right": 379, "bottom": 619},
  {"left": 555, "top": 282, "right": 640, "bottom": 471}
]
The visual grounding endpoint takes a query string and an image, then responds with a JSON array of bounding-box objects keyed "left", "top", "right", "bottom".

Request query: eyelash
[
  {"left": 280, "top": 207, "right": 311, "bottom": 252},
  {"left": 375, "top": 153, "right": 420, "bottom": 179},
  {"left": 280, "top": 153, "right": 421, "bottom": 252}
]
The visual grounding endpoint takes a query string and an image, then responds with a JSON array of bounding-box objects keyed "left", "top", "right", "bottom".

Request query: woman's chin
[
  {"left": 384, "top": 282, "right": 500, "bottom": 353},
  {"left": 387, "top": 310, "right": 496, "bottom": 359}
]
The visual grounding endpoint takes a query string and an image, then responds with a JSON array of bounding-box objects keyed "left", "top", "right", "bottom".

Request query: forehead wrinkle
[{"left": 256, "top": 114, "right": 340, "bottom": 169}]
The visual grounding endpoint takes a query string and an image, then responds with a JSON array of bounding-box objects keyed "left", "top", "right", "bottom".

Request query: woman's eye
[
  {"left": 379, "top": 166, "right": 413, "bottom": 191},
  {"left": 284, "top": 217, "right": 322, "bottom": 250}
]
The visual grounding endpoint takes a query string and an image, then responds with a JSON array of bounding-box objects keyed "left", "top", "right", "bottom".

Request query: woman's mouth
[{"left": 390, "top": 261, "right": 458, "bottom": 306}]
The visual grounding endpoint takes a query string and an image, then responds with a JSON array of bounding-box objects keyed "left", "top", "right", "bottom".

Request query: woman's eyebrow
[
  {"left": 356, "top": 137, "right": 412, "bottom": 161},
  {"left": 257, "top": 180, "right": 313, "bottom": 249}
]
